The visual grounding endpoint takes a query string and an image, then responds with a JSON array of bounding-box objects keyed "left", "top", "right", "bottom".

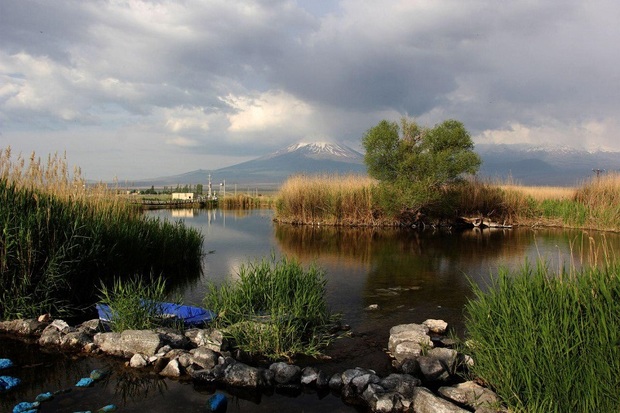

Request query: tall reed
[
  {"left": 0, "top": 147, "right": 203, "bottom": 320},
  {"left": 275, "top": 174, "right": 386, "bottom": 226},
  {"left": 464, "top": 260, "right": 620, "bottom": 412},
  {"left": 204, "top": 256, "right": 337, "bottom": 359}
]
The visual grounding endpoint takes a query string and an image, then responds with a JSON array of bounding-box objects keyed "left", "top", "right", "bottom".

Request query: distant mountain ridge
[{"left": 126, "top": 142, "right": 620, "bottom": 188}]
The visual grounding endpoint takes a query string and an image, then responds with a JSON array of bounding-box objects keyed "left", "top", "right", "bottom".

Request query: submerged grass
[
  {"left": 464, "top": 261, "right": 620, "bottom": 412},
  {"left": 0, "top": 147, "right": 204, "bottom": 320},
  {"left": 203, "top": 256, "right": 338, "bottom": 360}
]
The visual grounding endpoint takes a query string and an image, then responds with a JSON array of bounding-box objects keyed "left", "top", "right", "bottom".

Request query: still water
[{"left": 1, "top": 208, "right": 616, "bottom": 413}]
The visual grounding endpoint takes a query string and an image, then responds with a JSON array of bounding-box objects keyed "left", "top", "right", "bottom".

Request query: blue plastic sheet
[
  {"left": 75, "top": 377, "right": 94, "bottom": 387},
  {"left": 0, "top": 358, "right": 13, "bottom": 370},
  {"left": 206, "top": 393, "right": 228, "bottom": 412},
  {"left": 0, "top": 375, "right": 21, "bottom": 392},
  {"left": 12, "top": 401, "right": 39, "bottom": 413}
]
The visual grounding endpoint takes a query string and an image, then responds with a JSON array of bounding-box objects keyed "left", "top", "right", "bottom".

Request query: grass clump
[
  {"left": 464, "top": 261, "right": 620, "bottom": 412},
  {"left": 98, "top": 276, "right": 173, "bottom": 332},
  {"left": 204, "top": 256, "right": 337, "bottom": 360}
]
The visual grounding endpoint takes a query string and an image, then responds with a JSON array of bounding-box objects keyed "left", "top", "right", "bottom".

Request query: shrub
[
  {"left": 464, "top": 261, "right": 620, "bottom": 412},
  {"left": 203, "top": 256, "right": 337, "bottom": 359}
]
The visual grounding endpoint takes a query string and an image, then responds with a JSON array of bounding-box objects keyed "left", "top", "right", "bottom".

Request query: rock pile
[{"left": 0, "top": 317, "right": 505, "bottom": 412}]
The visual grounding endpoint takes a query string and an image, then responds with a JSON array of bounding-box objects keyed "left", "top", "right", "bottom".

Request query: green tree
[{"left": 362, "top": 117, "right": 481, "bottom": 216}]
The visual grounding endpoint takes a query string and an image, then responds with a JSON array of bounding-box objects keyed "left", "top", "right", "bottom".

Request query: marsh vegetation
[{"left": 0, "top": 148, "right": 203, "bottom": 320}]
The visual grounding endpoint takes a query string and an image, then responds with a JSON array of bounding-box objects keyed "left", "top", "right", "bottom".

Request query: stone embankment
[{"left": 0, "top": 316, "right": 505, "bottom": 413}]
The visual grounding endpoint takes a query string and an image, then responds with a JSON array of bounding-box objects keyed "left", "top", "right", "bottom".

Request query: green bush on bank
[
  {"left": 204, "top": 256, "right": 337, "bottom": 359},
  {"left": 464, "top": 261, "right": 620, "bottom": 412},
  {"left": 0, "top": 178, "right": 203, "bottom": 320}
]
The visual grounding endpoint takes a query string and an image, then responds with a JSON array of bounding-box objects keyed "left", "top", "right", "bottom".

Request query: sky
[{"left": 1, "top": 0, "right": 619, "bottom": 181}]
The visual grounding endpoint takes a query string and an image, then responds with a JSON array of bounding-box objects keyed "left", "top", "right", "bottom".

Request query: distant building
[{"left": 172, "top": 192, "right": 195, "bottom": 200}]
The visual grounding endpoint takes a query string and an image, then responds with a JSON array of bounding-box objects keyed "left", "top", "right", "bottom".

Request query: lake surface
[{"left": 2, "top": 208, "right": 617, "bottom": 413}]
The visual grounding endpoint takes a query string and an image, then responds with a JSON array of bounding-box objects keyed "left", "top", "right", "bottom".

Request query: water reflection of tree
[{"left": 111, "top": 368, "right": 169, "bottom": 405}]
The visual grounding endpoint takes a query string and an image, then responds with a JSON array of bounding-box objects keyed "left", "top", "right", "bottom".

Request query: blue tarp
[
  {"left": 96, "top": 302, "right": 216, "bottom": 327},
  {"left": 0, "top": 358, "right": 14, "bottom": 370},
  {"left": 0, "top": 376, "right": 21, "bottom": 392}
]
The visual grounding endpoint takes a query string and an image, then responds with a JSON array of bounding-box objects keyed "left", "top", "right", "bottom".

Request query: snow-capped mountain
[
  {"left": 261, "top": 142, "right": 363, "bottom": 163},
  {"left": 134, "top": 141, "right": 367, "bottom": 188}
]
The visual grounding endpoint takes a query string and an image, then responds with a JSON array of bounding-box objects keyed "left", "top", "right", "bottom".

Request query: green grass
[
  {"left": 203, "top": 256, "right": 338, "bottom": 359},
  {"left": 0, "top": 178, "right": 203, "bottom": 320},
  {"left": 97, "top": 276, "right": 178, "bottom": 332},
  {"left": 464, "top": 261, "right": 620, "bottom": 412}
]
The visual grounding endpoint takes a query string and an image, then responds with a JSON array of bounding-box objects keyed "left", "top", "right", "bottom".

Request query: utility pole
[{"left": 593, "top": 168, "right": 605, "bottom": 178}]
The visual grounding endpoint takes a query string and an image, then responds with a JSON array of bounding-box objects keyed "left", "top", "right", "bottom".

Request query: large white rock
[{"left": 413, "top": 387, "right": 469, "bottom": 413}]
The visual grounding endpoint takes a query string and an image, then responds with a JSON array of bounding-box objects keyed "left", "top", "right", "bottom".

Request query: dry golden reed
[{"left": 275, "top": 174, "right": 389, "bottom": 226}]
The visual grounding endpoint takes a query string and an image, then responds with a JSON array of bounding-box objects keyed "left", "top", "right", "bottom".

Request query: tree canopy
[{"left": 362, "top": 117, "right": 481, "bottom": 215}]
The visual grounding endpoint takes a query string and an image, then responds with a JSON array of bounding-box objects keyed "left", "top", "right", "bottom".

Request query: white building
[{"left": 171, "top": 192, "right": 194, "bottom": 200}]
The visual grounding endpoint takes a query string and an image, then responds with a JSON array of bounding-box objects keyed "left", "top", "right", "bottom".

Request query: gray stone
[
  {"left": 156, "top": 345, "right": 172, "bottom": 357},
  {"left": 50, "top": 319, "right": 72, "bottom": 333},
  {"left": 160, "top": 359, "right": 182, "bottom": 378},
  {"left": 341, "top": 368, "right": 373, "bottom": 386},
  {"left": 393, "top": 341, "right": 425, "bottom": 365},
  {"left": 0, "top": 319, "right": 48, "bottom": 336},
  {"left": 423, "top": 319, "right": 448, "bottom": 334},
  {"left": 301, "top": 366, "right": 320, "bottom": 386},
  {"left": 129, "top": 353, "right": 148, "bottom": 368},
  {"left": 328, "top": 372, "right": 343, "bottom": 390},
  {"left": 94, "top": 332, "right": 125, "bottom": 357},
  {"left": 427, "top": 347, "right": 459, "bottom": 374},
  {"left": 388, "top": 323, "right": 432, "bottom": 353},
  {"left": 379, "top": 374, "right": 420, "bottom": 399},
  {"left": 190, "top": 347, "right": 219, "bottom": 369},
  {"left": 77, "top": 319, "right": 104, "bottom": 335},
  {"left": 399, "top": 358, "right": 422, "bottom": 376},
  {"left": 38, "top": 325, "right": 62, "bottom": 346},
  {"left": 121, "top": 330, "right": 163, "bottom": 356},
  {"left": 157, "top": 328, "right": 190, "bottom": 349},
  {"left": 224, "top": 362, "right": 267, "bottom": 388},
  {"left": 177, "top": 352, "right": 193, "bottom": 368},
  {"left": 60, "top": 331, "right": 92, "bottom": 350},
  {"left": 185, "top": 328, "right": 228, "bottom": 351},
  {"left": 269, "top": 362, "right": 301, "bottom": 385},
  {"left": 438, "top": 381, "right": 500, "bottom": 412},
  {"left": 417, "top": 356, "right": 451, "bottom": 383},
  {"left": 350, "top": 373, "right": 381, "bottom": 395},
  {"left": 413, "top": 387, "right": 469, "bottom": 413}
]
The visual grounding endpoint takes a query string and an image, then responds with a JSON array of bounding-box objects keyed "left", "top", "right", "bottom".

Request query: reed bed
[
  {"left": 275, "top": 174, "right": 389, "bottom": 226},
  {"left": 464, "top": 260, "right": 620, "bottom": 412},
  {"left": 0, "top": 147, "right": 203, "bottom": 320},
  {"left": 221, "top": 194, "right": 273, "bottom": 209},
  {"left": 203, "top": 256, "right": 337, "bottom": 359}
]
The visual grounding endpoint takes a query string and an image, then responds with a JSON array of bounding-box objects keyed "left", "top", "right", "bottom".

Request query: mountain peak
[{"left": 273, "top": 141, "right": 362, "bottom": 159}]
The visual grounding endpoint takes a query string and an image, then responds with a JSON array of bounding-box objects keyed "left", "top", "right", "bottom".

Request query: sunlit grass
[
  {"left": 203, "top": 256, "right": 338, "bottom": 359},
  {"left": 464, "top": 259, "right": 620, "bottom": 412}
]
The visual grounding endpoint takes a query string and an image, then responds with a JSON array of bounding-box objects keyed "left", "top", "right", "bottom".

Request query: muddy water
[{"left": 1, "top": 208, "right": 616, "bottom": 413}]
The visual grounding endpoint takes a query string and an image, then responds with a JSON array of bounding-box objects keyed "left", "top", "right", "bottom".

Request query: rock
[
  {"left": 423, "top": 319, "right": 448, "bottom": 334},
  {"left": 159, "top": 359, "right": 182, "bottom": 378},
  {"left": 417, "top": 356, "right": 451, "bottom": 383},
  {"left": 120, "top": 330, "right": 163, "bottom": 356},
  {"left": 379, "top": 374, "right": 421, "bottom": 399},
  {"left": 269, "top": 362, "right": 301, "bottom": 385},
  {"left": 93, "top": 332, "right": 125, "bottom": 357},
  {"left": 362, "top": 384, "right": 395, "bottom": 413},
  {"left": 152, "top": 357, "right": 169, "bottom": 373},
  {"left": 300, "top": 366, "right": 320, "bottom": 386},
  {"left": 190, "top": 347, "right": 219, "bottom": 369},
  {"left": 438, "top": 381, "right": 500, "bottom": 412},
  {"left": 393, "top": 341, "right": 425, "bottom": 365},
  {"left": 156, "top": 345, "right": 172, "bottom": 357},
  {"left": 413, "top": 387, "right": 469, "bottom": 413},
  {"left": 38, "top": 314, "right": 51, "bottom": 323},
  {"left": 389, "top": 323, "right": 433, "bottom": 365},
  {"left": 427, "top": 347, "right": 459, "bottom": 374},
  {"left": 50, "top": 319, "right": 72, "bottom": 333},
  {"left": 329, "top": 372, "right": 343, "bottom": 390},
  {"left": 366, "top": 304, "right": 380, "bottom": 310},
  {"left": 129, "top": 353, "right": 148, "bottom": 368},
  {"left": 60, "top": 331, "right": 92, "bottom": 350},
  {"left": 38, "top": 325, "right": 62, "bottom": 346},
  {"left": 78, "top": 319, "right": 104, "bottom": 335},
  {"left": 224, "top": 361, "right": 269, "bottom": 388},
  {"left": 185, "top": 328, "right": 229, "bottom": 352},
  {"left": 157, "top": 328, "right": 190, "bottom": 349},
  {"left": 177, "top": 352, "right": 193, "bottom": 368},
  {"left": 399, "top": 358, "right": 422, "bottom": 376},
  {"left": 341, "top": 368, "right": 374, "bottom": 386},
  {"left": 350, "top": 372, "right": 381, "bottom": 395},
  {"left": 0, "top": 319, "right": 47, "bottom": 336}
]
